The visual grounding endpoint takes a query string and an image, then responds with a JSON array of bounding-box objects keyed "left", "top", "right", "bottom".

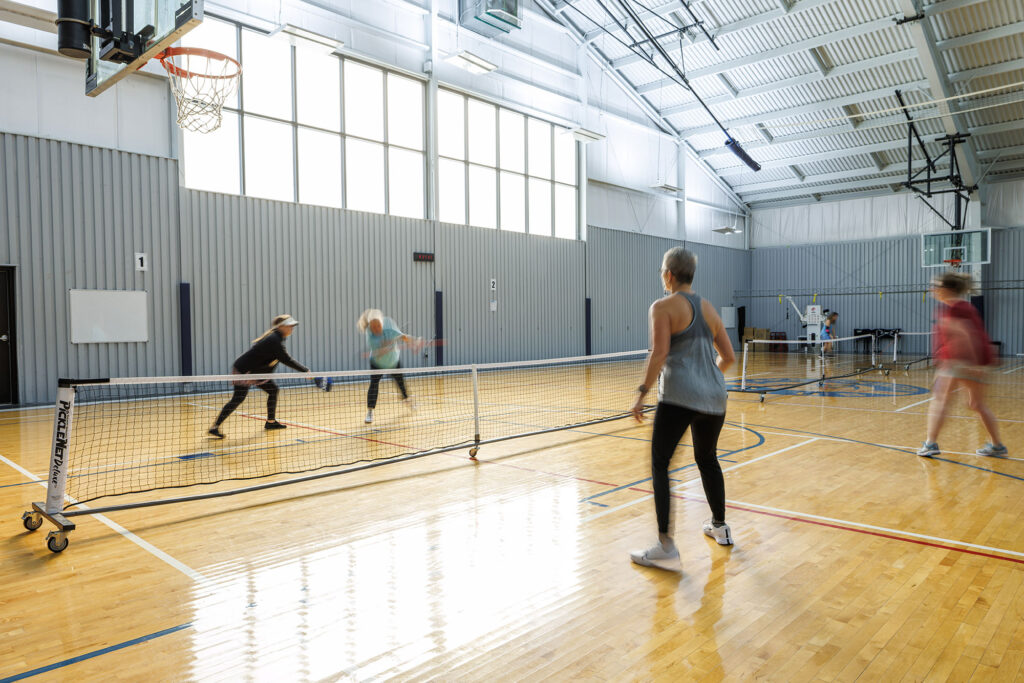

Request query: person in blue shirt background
[
  {"left": 357, "top": 308, "right": 421, "bottom": 424},
  {"left": 820, "top": 310, "right": 838, "bottom": 352}
]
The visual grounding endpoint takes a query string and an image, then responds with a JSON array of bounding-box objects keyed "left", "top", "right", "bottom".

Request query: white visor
[{"left": 278, "top": 316, "right": 299, "bottom": 327}]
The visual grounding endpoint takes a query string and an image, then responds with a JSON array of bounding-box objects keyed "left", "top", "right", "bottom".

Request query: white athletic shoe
[
  {"left": 703, "top": 520, "right": 734, "bottom": 546},
  {"left": 917, "top": 442, "right": 940, "bottom": 457},
  {"left": 976, "top": 443, "right": 1008, "bottom": 457},
  {"left": 404, "top": 397, "right": 417, "bottom": 412},
  {"left": 629, "top": 541, "right": 680, "bottom": 570},
  {"left": 364, "top": 410, "right": 374, "bottom": 424}
]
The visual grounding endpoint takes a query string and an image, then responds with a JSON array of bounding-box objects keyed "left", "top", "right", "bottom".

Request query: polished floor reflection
[{"left": 3, "top": 358, "right": 1024, "bottom": 680}]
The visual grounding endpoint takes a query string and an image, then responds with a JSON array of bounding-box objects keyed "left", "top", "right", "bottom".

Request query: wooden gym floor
[{"left": 2, "top": 355, "right": 1024, "bottom": 681}]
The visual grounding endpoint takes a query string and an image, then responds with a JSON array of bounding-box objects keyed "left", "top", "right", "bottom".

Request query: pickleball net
[
  {"left": 734, "top": 333, "right": 879, "bottom": 397},
  {"left": 35, "top": 350, "right": 648, "bottom": 520}
]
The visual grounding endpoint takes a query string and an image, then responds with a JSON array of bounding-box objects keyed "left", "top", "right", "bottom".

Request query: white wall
[
  {"left": 985, "top": 178, "right": 1024, "bottom": 227},
  {"left": 750, "top": 192, "right": 960, "bottom": 247},
  {"left": 0, "top": 43, "right": 171, "bottom": 156}
]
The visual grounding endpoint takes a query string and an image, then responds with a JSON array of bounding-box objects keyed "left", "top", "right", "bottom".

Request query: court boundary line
[
  {"left": 674, "top": 492, "right": 1024, "bottom": 564},
  {"left": 584, "top": 438, "right": 820, "bottom": 521},
  {"left": 0, "top": 453, "right": 207, "bottom": 583},
  {"left": 0, "top": 623, "right": 193, "bottom": 683}
]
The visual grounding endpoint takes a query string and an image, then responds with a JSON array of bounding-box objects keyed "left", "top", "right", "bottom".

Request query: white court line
[
  {"left": 1002, "top": 363, "right": 1024, "bottom": 375},
  {"left": 585, "top": 438, "right": 819, "bottom": 522},
  {"left": 895, "top": 395, "right": 933, "bottom": 412},
  {"left": 0, "top": 453, "right": 207, "bottom": 583},
  {"left": 732, "top": 396, "right": 1024, "bottom": 424},
  {"left": 680, "top": 492, "right": 1024, "bottom": 559}
]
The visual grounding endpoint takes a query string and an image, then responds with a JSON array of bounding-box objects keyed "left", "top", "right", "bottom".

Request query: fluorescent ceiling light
[
  {"left": 712, "top": 226, "right": 743, "bottom": 234},
  {"left": 571, "top": 127, "right": 605, "bottom": 143},
  {"left": 273, "top": 25, "right": 343, "bottom": 51},
  {"left": 652, "top": 183, "right": 682, "bottom": 194},
  {"left": 444, "top": 50, "right": 497, "bottom": 74}
]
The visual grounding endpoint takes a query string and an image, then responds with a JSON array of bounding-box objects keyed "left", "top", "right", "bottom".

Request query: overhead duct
[{"left": 459, "top": 0, "right": 522, "bottom": 38}]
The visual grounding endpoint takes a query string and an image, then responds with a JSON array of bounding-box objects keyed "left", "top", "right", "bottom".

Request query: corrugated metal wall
[
  {"left": 436, "top": 223, "right": 586, "bottom": 364},
  {"left": 586, "top": 227, "right": 751, "bottom": 354},
  {"left": 179, "top": 192, "right": 438, "bottom": 374},
  {"left": 0, "top": 133, "right": 181, "bottom": 404},
  {"left": 744, "top": 231, "right": 1024, "bottom": 356},
  {"left": 987, "top": 228, "right": 1024, "bottom": 355}
]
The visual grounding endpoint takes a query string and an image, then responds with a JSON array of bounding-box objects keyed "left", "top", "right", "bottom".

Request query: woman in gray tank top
[{"left": 629, "top": 247, "right": 736, "bottom": 570}]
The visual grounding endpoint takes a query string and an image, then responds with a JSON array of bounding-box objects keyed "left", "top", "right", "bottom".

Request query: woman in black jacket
[{"left": 208, "top": 314, "right": 314, "bottom": 438}]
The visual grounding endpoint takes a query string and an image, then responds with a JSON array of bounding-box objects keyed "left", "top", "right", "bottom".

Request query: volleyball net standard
[
  {"left": 735, "top": 333, "right": 880, "bottom": 400},
  {"left": 23, "top": 350, "right": 648, "bottom": 551}
]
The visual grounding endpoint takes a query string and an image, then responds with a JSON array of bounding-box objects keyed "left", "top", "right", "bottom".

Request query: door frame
[{"left": 0, "top": 266, "right": 18, "bottom": 405}]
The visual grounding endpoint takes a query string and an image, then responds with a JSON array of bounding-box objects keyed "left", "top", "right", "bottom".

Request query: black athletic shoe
[
  {"left": 208, "top": 427, "right": 225, "bottom": 439},
  {"left": 265, "top": 421, "right": 287, "bottom": 430}
]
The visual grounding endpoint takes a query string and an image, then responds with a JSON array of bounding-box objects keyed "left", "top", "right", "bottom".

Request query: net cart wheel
[
  {"left": 46, "top": 531, "right": 69, "bottom": 553},
  {"left": 22, "top": 511, "right": 43, "bottom": 531},
  {"left": 469, "top": 447, "right": 479, "bottom": 458}
]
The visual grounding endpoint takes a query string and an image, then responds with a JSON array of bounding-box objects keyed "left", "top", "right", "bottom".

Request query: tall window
[
  {"left": 437, "top": 89, "right": 578, "bottom": 238},
  {"left": 180, "top": 18, "right": 425, "bottom": 218}
]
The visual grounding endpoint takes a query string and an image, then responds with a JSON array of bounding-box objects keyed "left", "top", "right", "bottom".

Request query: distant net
[
  {"left": 734, "top": 334, "right": 878, "bottom": 396},
  {"left": 53, "top": 351, "right": 646, "bottom": 510},
  {"left": 892, "top": 331, "right": 933, "bottom": 370}
]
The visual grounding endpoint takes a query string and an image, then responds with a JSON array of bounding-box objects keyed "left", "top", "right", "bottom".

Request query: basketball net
[{"left": 158, "top": 47, "right": 241, "bottom": 133}]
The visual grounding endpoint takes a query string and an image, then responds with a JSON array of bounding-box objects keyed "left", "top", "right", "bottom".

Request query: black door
[{"left": 0, "top": 268, "right": 16, "bottom": 404}]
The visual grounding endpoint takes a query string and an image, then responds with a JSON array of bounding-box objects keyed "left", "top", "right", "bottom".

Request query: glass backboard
[
  {"left": 86, "top": 0, "right": 203, "bottom": 96},
  {"left": 921, "top": 228, "right": 991, "bottom": 267}
]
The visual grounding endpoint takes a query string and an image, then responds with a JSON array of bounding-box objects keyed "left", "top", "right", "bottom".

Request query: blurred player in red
[{"left": 917, "top": 271, "right": 1006, "bottom": 458}]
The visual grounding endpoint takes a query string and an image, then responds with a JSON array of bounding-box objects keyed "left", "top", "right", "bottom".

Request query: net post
[
  {"left": 471, "top": 365, "right": 481, "bottom": 447},
  {"left": 871, "top": 334, "right": 878, "bottom": 368},
  {"left": 893, "top": 331, "right": 900, "bottom": 363},
  {"left": 46, "top": 383, "right": 76, "bottom": 514},
  {"left": 741, "top": 341, "right": 749, "bottom": 391}
]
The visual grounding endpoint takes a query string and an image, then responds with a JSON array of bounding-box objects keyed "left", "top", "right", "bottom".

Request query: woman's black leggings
[
  {"left": 367, "top": 361, "right": 407, "bottom": 409},
  {"left": 214, "top": 379, "right": 279, "bottom": 426},
  {"left": 651, "top": 402, "right": 726, "bottom": 534}
]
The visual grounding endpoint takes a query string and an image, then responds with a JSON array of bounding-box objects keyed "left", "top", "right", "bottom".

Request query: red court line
[
  {"left": 476, "top": 457, "right": 1024, "bottom": 566},
  {"left": 669, "top": 490, "right": 1024, "bottom": 566},
  {"left": 234, "top": 411, "right": 416, "bottom": 450}
]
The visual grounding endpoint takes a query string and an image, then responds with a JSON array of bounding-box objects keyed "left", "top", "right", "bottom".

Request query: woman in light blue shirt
[{"left": 357, "top": 309, "right": 421, "bottom": 424}]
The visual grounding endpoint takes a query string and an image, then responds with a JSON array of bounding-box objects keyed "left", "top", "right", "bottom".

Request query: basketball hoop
[
  {"left": 943, "top": 258, "right": 962, "bottom": 271},
  {"left": 157, "top": 47, "right": 241, "bottom": 134}
]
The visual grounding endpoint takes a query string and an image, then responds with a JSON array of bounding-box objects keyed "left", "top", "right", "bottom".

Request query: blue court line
[
  {"left": 0, "top": 480, "right": 38, "bottom": 489},
  {"left": 739, "top": 420, "right": 1024, "bottom": 483},
  {"left": 578, "top": 423, "right": 766, "bottom": 504},
  {"left": 0, "top": 623, "right": 192, "bottom": 683}
]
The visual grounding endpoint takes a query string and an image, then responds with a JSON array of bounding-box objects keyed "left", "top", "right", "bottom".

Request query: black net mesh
[{"left": 62, "top": 352, "right": 646, "bottom": 507}]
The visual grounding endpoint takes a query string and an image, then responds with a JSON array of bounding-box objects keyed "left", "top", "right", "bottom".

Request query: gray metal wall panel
[
  {"left": 586, "top": 227, "right": 751, "bottom": 354},
  {"left": 0, "top": 133, "right": 181, "bottom": 404},
  {"left": 746, "top": 232, "right": 1024, "bottom": 356},
  {"left": 987, "top": 228, "right": 1024, "bottom": 356},
  {"left": 435, "top": 223, "right": 587, "bottom": 364},
  {"left": 180, "top": 192, "right": 438, "bottom": 375}
]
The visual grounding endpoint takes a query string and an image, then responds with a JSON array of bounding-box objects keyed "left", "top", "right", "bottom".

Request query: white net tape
[{"left": 160, "top": 48, "right": 241, "bottom": 134}]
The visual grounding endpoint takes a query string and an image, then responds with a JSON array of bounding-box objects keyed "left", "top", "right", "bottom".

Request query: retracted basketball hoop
[
  {"left": 156, "top": 47, "right": 241, "bottom": 133},
  {"left": 943, "top": 258, "right": 962, "bottom": 270}
]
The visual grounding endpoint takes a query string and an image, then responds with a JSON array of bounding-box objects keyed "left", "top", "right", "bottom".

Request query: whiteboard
[
  {"left": 69, "top": 290, "right": 149, "bottom": 343},
  {"left": 720, "top": 306, "right": 737, "bottom": 329}
]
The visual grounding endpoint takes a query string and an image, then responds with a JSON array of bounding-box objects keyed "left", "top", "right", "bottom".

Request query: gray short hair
[{"left": 662, "top": 247, "right": 697, "bottom": 285}]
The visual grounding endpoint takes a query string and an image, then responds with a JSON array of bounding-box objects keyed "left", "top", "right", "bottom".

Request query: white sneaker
[
  {"left": 976, "top": 443, "right": 1008, "bottom": 457},
  {"left": 917, "top": 442, "right": 940, "bottom": 457},
  {"left": 364, "top": 409, "right": 374, "bottom": 424},
  {"left": 403, "top": 397, "right": 417, "bottom": 412},
  {"left": 703, "top": 520, "right": 734, "bottom": 546},
  {"left": 629, "top": 542, "right": 680, "bottom": 570}
]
